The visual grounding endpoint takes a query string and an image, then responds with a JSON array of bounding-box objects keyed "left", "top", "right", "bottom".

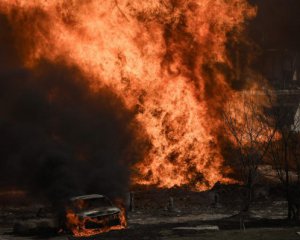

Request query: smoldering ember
[{"left": 0, "top": 0, "right": 300, "bottom": 240}]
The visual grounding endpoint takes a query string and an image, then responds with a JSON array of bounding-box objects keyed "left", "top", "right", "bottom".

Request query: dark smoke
[{"left": 0, "top": 13, "right": 147, "bottom": 205}]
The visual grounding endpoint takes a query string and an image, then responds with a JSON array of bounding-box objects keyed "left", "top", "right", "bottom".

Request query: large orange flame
[{"left": 0, "top": 0, "right": 257, "bottom": 190}]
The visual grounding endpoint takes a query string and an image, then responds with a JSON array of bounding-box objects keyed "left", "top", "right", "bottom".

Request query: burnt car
[
  {"left": 66, "top": 194, "right": 124, "bottom": 233},
  {"left": 13, "top": 194, "right": 124, "bottom": 236}
]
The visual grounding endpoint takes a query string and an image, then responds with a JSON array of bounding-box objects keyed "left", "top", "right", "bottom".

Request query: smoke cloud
[{"left": 0, "top": 13, "right": 147, "bottom": 204}]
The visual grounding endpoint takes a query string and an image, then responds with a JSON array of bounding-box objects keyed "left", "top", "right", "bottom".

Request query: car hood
[{"left": 77, "top": 207, "right": 121, "bottom": 218}]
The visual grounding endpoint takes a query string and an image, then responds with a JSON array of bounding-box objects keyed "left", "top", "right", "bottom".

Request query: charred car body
[
  {"left": 66, "top": 194, "right": 123, "bottom": 231},
  {"left": 13, "top": 194, "right": 125, "bottom": 236}
]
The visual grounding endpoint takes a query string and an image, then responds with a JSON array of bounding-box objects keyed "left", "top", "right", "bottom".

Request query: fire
[
  {"left": 225, "top": 88, "right": 278, "bottom": 146},
  {"left": 66, "top": 200, "right": 127, "bottom": 237},
  {"left": 66, "top": 208, "right": 126, "bottom": 237},
  {"left": 0, "top": 1, "right": 257, "bottom": 190}
]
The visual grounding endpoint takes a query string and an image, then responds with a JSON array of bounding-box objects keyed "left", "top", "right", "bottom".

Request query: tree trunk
[
  {"left": 288, "top": 199, "right": 292, "bottom": 220},
  {"left": 284, "top": 142, "right": 291, "bottom": 220},
  {"left": 243, "top": 169, "right": 253, "bottom": 213}
]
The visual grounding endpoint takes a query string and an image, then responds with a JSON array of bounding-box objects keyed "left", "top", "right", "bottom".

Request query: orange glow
[
  {"left": 0, "top": 1, "right": 257, "bottom": 191},
  {"left": 225, "top": 89, "right": 277, "bottom": 147},
  {"left": 0, "top": 190, "right": 26, "bottom": 196}
]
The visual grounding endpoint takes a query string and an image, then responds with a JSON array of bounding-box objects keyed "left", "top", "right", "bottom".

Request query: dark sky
[{"left": 249, "top": 0, "right": 300, "bottom": 51}]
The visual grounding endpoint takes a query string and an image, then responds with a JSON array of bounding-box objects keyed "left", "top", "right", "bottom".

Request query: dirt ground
[
  {"left": 0, "top": 186, "right": 299, "bottom": 240},
  {"left": 1, "top": 224, "right": 300, "bottom": 240}
]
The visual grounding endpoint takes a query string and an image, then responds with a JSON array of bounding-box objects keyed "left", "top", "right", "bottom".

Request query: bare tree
[
  {"left": 224, "top": 91, "right": 276, "bottom": 213},
  {"left": 268, "top": 101, "right": 300, "bottom": 221}
]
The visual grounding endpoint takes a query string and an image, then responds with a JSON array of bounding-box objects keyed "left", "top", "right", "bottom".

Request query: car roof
[{"left": 70, "top": 194, "right": 106, "bottom": 201}]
